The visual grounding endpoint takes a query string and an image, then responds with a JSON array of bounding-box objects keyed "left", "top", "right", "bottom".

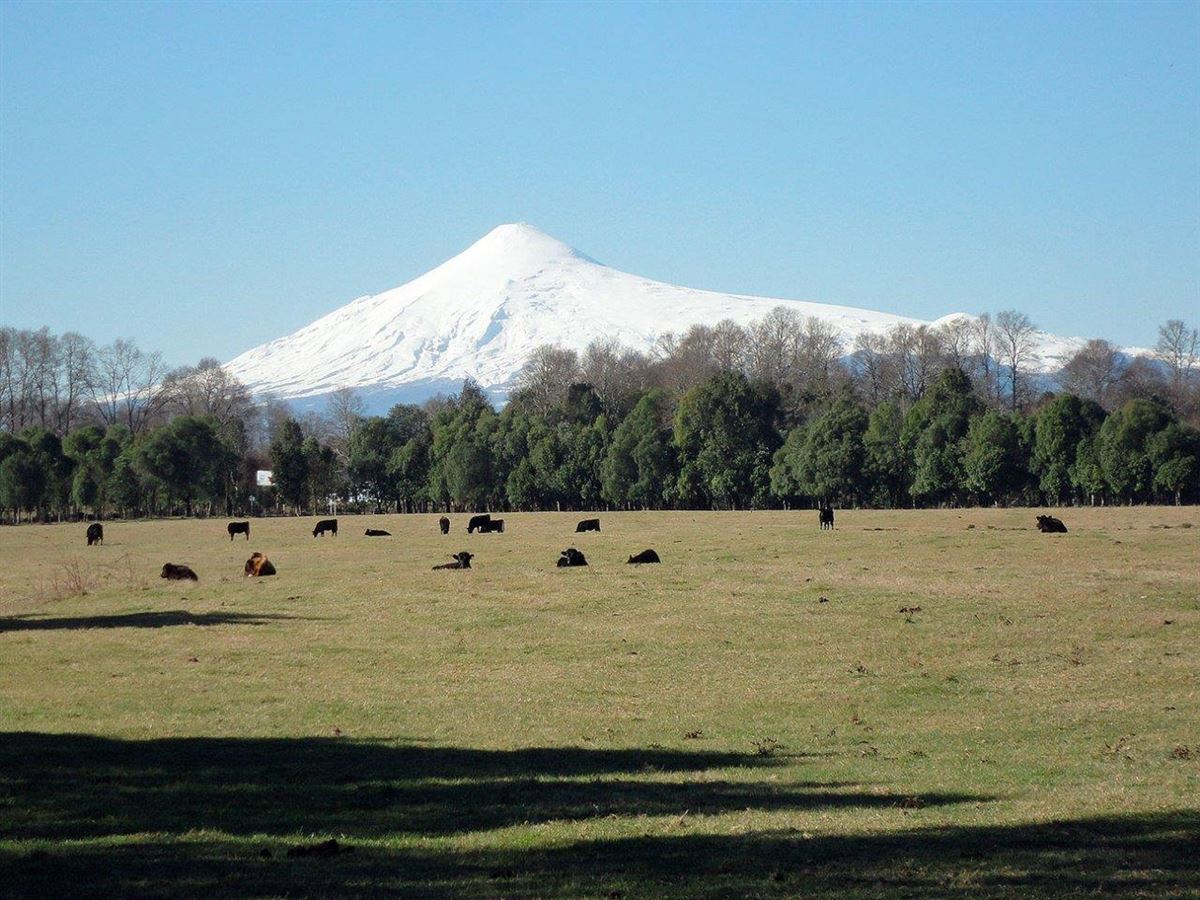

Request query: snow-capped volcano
[{"left": 226, "top": 223, "right": 1086, "bottom": 408}]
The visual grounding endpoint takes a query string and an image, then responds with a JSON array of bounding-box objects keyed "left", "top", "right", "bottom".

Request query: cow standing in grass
[
  {"left": 227, "top": 521, "right": 250, "bottom": 541},
  {"left": 86, "top": 523, "right": 103, "bottom": 546},
  {"left": 819, "top": 507, "right": 835, "bottom": 530},
  {"left": 313, "top": 519, "right": 338, "bottom": 538}
]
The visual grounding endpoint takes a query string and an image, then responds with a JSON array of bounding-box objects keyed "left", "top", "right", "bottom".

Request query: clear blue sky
[{"left": 1, "top": 0, "right": 1197, "bottom": 365}]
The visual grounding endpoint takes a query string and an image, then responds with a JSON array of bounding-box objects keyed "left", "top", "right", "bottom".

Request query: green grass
[{"left": 1, "top": 508, "right": 1197, "bottom": 898}]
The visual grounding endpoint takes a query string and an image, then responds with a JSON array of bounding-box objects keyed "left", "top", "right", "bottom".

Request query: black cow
[
  {"left": 557, "top": 547, "right": 588, "bottom": 567},
  {"left": 439, "top": 516, "right": 450, "bottom": 535},
  {"left": 467, "top": 514, "right": 491, "bottom": 534},
  {"left": 575, "top": 518, "right": 601, "bottom": 533},
  {"left": 1036, "top": 515, "right": 1068, "bottom": 534},
  {"left": 819, "top": 507, "right": 835, "bottom": 530},
  {"left": 161, "top": 563, "right": 198, "bottom": 581},
  {"left": 313, "top": 519, "right": 338, "bottom": 538},
  {"left": 227, "top": 521, "right": 250, "bottom": 541},
  {"left": 365, "top": 528, "right": 391, "bottom": 537},
  {"left": 86, "top": 523, "right": 103, "bottom": 546},
  {"left": 627, "top": 549, "right": 660, "bottom": 564},
  {"left": 479, "top": 519, "right": 505, "bottom": 533},
  {"left": 433, "top": 551, "right": 474, "bottom": 570}
]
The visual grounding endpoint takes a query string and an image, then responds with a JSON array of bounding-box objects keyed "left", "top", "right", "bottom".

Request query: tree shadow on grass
[
  {"left": 0, "top": 611, "right": 311, "bottom": 632},
  {"left": 0, "top": 733, "right": 978, "bottom": 842},
  {"left": 3, "top": 733, "right": 1187, "bottom": 898}
]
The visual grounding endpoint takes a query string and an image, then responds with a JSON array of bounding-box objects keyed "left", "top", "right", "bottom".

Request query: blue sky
[{"left": 1, "top": 0, "right": 1197, "bottom": 364}]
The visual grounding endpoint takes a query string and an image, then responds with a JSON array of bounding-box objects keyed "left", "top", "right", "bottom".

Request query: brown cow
[{"left": 244, "top": 552, "right": 276, "bottom": 577}]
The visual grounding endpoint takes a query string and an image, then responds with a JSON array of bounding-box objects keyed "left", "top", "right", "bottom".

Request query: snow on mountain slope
[{"left": 225, "top": 223, "right": 1090, "bottom": 408}]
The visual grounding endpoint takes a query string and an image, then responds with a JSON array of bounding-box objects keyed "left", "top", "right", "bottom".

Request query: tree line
[{"left": 1, "top": 312, "right": 1197, "bottom": 521}]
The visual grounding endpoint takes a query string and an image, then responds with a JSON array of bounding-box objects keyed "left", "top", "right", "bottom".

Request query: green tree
[
  {"left": 1032, "top": 395, "right": 1105, "bottom": 504},
  {"left": 269, "top": 419, "right": 310, "bottom": 512},
  {"left": 0, "top": 446, "right": 45, "bottom": 520},
  {"left": 674, "top": 372, "right": 780, "bottom": 509},
  {"left": 133, "top": 416, "right": 230, "bottom": 516},
  {"left": 905, "top": 368, "right": 979, "bottom": 507},
  {"left": 862, "top": 400, "right": 910, "bottom": 508},
  {"left": 1148, "top": 423, "right": 1200, "bottom": 505},
  {"left": 962, "top": 411, "right": 1027, "bottom": 505},
  {"left": 788, "top": 391, "right": 868, "bottom": 505},
  {"left": 1097, "top": 399, "right": 1173, "bottom": 502},
  {"left": 602, "top": 389, "right": 676, "bottom": 509}
]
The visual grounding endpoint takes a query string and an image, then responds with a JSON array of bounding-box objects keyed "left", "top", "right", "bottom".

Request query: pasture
[{"left": 1, "top": 508, "right": 1197, "bottom": 898}]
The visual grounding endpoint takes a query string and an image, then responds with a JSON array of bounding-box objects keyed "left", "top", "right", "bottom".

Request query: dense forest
[{"left": 1, "top": 310, "right": 1198, "bottom": 522}]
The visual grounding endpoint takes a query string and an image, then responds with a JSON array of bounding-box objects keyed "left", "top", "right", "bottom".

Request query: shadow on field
[
  {"left": 2, "top": 733, "right": 1194, "bottom": 898},
  {"left": 0, "top": 611, "right": 305, "bottom": 632}
]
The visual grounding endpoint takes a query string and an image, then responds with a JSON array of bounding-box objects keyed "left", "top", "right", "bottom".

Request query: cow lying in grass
[
  {"left": 244, "top": 552, "right": 276, "bottom": 577},
  {"left": 1036, "top": 514, "right": 1068, "bottom": 533},
  {"left": 365, "top": 529, "right": 391, "bottom": 537},
  {"left": 627, "top": 549, "right": 660, "bottom": 564},
  {"left": 433, "top": 551, "right": 473, "bottom": 570},
  {"left": 557, "top": 548, "right": 588, "bottom": 567},
  {"left": 161, "top": 563, "right": 198, "bottom": 581},
  {"left": 575, "top": 518, "right": 600, "bottom": 533}
]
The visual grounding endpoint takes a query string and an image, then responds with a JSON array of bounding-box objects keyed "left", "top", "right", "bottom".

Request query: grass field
[{"left": 1, "top": 507, "right": 1197, "bottom": 898}]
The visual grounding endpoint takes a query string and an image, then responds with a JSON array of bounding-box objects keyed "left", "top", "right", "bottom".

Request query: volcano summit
[{"left": 225, "top": 223, "right": 1085, "bottom": 409}]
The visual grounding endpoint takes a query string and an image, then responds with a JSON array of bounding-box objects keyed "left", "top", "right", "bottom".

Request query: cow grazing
[
  {"left": 313, "top": 519, "right": 338, "bottom": 538},
  {"left": 1036, "top": 515, "right": 1068, "bottom": 534},
  {"left": 575, "top": 518, "right": 601, "bottom": 533},
  {"left": 433, "top": 551, "right": 473, "bottom": 570},
  {"left": 479, "top": 519, "right": 505, "bottom": 534},
  {"left": 627, "top": 549, "right": 660, "bottom": 564},
  {"left": 86, "top": 523, "right": 103, "bottom": 546},
  {"left": 819, "top": 507, "right": 835, "bottom": 530},
  {"left": 439, "top": 516, "right": 450, "bottom": 535},
  {"left": 365, "top": 528, "right": 391, "bottom": 537},
  {"left": 467, "top": 514, "right": 491, "bottom": 534},
  {"left": 244, "top": 552, "right": 276, "bottom": 577},
  {"left": 557, "top": 547, "right": 588, "bottom": 567},
  {"left": 161, "top": 563, "right": 198, "bottom": 581},
  {"left": 227, "top": 521, "right": 250, "bottom": 541}
]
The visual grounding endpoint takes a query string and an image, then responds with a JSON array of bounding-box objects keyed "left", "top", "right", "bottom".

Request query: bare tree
[
  {"left": 1156, "top": 319, "right": 1199, "bottom": 388},
  {"left": 326, "top": 385, "right": 366, "bottom": 450},
  {"left": 994, "top": 310, "right": 1037, "bottom": 411},
  {"left": 88, "top": 338, "right": 172, "bottom": 434},
  {"left": 852, "top": 331, "right": 895, "bottom": 404},
  {"left": 936, "top": 316, "right": 974, "bottom": 372},
  {"left": 1058, "top": 339, "right": 1126, "bottom": 409},
  {"left": 969, "top": 313, "right": 1003, "bottom": 407},
  {"left": 746, "top": 307, "right": 802, "bottom": 386},
  {"left": 513, "top": 344, "right": 580, "bottom": 416},
  {"left": 888, "top": 323, "right": 943, "bottom": 402},
  {"left": 56, "top": 332, "right": 95, "bottom": 434},
  {"left": 710, "top": 319, "right": 749, "bottom": 373}
]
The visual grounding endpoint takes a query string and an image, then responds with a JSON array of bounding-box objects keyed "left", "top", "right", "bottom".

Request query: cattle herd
[{"left": 86, "top": 510, "right": 1069, "bottom": 583}]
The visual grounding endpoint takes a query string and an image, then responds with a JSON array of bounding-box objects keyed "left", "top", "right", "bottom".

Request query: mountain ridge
[{"left": 225, "top": 223, "right": 1101, "bottom": 410}]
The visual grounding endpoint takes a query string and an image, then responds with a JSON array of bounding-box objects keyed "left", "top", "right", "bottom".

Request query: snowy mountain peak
[
  {"left": 462, "top": 222, "right": 597, "bottom": 268},
  {"left": 225, "top": 224, "right": 1092, "bottom": 411}
]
